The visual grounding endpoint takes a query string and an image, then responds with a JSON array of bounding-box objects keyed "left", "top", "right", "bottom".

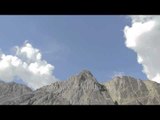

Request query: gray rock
[
  {"left": 0, "top": 81, "right": 32, "bottom": 104},
  {"left": 2, "top": 70, "right": 160, "bottom": 105},
  {"left": 104, "top": 76, "right": 160, "bottom": 105},
  {"left": 13, "top": 70, "right": 114, "bottom": 105}
]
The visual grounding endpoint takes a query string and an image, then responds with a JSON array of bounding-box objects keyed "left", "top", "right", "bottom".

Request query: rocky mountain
[
  {"left": 3, "top": 70, "right": 114, "bottom": 105},
  {"left": 0, "top": 81, "right": 32, "bottom": 104},
  {"left": 104, "top": 76, "right": 160, "bottom": 105},
  {"left": 1, "top": 70, "right": 160, "bottom": 105}
]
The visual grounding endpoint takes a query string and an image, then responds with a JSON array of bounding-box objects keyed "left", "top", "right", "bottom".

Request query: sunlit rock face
[
  {"left": 1, "top": 70, "right": 114, "bottom": 105},
  {"left": 1, "top": 70, "right": 160, "bottom": 105},
  {"left": 104, "top": 76, "right": 160, "bottom": 105}
]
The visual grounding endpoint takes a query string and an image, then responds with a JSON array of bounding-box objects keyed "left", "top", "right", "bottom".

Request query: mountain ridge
[{"left": 0, "top": 70, "right": 160, "bottom": 105}]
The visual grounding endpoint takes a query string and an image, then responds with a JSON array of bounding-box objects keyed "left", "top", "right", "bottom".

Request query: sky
[{"left": 0, "top": 15, "right": 148, "bottom": 89}]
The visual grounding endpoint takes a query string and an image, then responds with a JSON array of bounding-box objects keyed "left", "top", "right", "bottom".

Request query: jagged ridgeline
[{"left": 0, "top": 70, "right": 160, "bottom": 105}]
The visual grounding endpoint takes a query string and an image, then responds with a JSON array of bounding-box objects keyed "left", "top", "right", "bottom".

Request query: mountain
[
  {"left": 0, "top": 81, "right": 32, "bottom": 104},
  {"left": 104, "top": 76, "right": 160, "bottom": 105},
  {"left": 2, "top": 70, "right": 114, "bottom": 105},
  {"left": 1, "top": 70, "right": 160, "bottom": 105}
]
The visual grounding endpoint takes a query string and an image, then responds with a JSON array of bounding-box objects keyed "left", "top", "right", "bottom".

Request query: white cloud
[
  {"left": 124, "top": 15, "right": 160, "bottom": 83},
  {"left": 0, "top": 41, "right": 58, "bottom": 90}
]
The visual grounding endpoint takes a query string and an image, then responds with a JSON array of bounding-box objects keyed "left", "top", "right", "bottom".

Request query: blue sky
[{"left": 0, "top": 15, "right": 147, "bottom": 83}]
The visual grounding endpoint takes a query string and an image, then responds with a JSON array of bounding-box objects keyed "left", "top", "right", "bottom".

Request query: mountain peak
[
  {"left": 18, "top": 69, "right": 114, "bottom": 105},
  {"left": 78, "top": 70, "right": 93, "bottom": 77},
  {"left": 2, "top": 69, "right": 160, "bottom": 105},
  {"left": 75, "top": 70, "right": 98, "bottom": 83}
]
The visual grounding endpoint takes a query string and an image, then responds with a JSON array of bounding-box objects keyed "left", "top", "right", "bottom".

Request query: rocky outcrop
[
  {"left": 0, "top": 81, "right": 32, "bottom": 104},
  {"left": 1, "top": 70, "right": 160, "bottom": 105},
  {"left": 3, "top": 70, "right": 114, "bottom": 105},
  {"left": 104, "top": 76, "right": 160, "bottom": 105}
]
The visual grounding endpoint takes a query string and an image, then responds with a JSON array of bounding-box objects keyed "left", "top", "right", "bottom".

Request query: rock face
[
  {"left": 6, "top": 70, "right": 114, "bottom": 105},
  {"left": 0, "top": 81, "right": 32, "bottom": 104},
  {"left": 1, "top": 70, "right": 160, "bottom": 105},
  {"left": 104, "top": 76, "right": 160, "bottom": 105}
]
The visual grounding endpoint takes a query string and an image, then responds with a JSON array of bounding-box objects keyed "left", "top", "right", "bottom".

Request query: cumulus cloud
[
  {"left": 124, "top": 15, "right": 160, "bottom": 83},
  {"left": 0, "top": 41, "right": 58, "bottom": 90}
]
